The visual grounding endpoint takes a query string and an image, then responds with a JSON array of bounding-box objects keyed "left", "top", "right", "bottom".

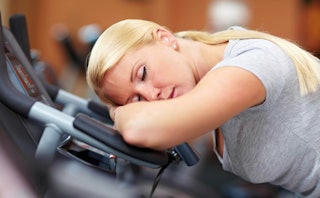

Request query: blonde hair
[{"left": 87, "top": 19, "right": 320, "bottom": 103}]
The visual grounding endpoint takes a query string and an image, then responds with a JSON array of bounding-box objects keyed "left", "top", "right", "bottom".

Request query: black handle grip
[
  {"left": 0, "top": 16, "right": 36, "bottom": 117},
  {"left": 174, "top": 143, "right": 199, "bottom": 166},
  {"left": 73, "top": 114, "right": 169, "bottom": 167}
]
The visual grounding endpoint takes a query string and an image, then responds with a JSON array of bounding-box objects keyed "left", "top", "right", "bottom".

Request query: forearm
[
  {"left": 113, "top": 101, "right": 177, "bottom": 149},
  {"left": 112, "top": 93, "right": 222, "bottom": 150}
]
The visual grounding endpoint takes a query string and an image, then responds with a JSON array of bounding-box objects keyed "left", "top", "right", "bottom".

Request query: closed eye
[
  {"left": 131, "top": 94, "right": 146, "bottom": 103},
  {"left": 138, "top": 65, "right": 147, "bottom": 81},
  {"left": 130, "top": 66, "right": 147, "bottom": 103},
  {"left": 142, "top": 66, "right": 146, "bottom": 81}
]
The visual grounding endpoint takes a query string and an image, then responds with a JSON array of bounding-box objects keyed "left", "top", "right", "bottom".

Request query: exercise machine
[{"left": 0, "top": 13, "right": 220, "bottom": 197}]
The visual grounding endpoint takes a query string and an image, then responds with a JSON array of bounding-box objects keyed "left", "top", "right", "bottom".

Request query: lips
[{"left": 169, "top": 88, "right": 176, "bottom": 99}]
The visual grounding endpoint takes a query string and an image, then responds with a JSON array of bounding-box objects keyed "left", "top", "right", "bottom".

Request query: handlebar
[
  {"left": 73, "top": 114, "right": 169, "bottom": 166},
  {"left": 0, "top": 19, "right": 36, "bottom": 117},
  {"left": 74, "top": 114, "right": 199, "bottom": 166},
  {"left": 0, "top": 13, "right": 199, "bottom": 167},
  {"left": 174, "top": 143, "right": 199, "bottom": 166}
]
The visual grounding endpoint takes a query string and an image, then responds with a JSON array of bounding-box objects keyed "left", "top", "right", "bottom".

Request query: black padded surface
[{"left": 73, "top": 114, "right": 169, "bottom": 166}]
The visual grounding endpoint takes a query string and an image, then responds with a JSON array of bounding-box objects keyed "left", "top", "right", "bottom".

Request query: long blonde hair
[{"left": 87, "top": 19, "right": 320, "bottom": 103}]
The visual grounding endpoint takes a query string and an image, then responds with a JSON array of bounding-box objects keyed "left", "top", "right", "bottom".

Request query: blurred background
[
  {"left": 0, "top": 0, "right": 319, "bottom": 197},
  {"left": 1, "top": 0, "right": 320, "bottom": 97}
]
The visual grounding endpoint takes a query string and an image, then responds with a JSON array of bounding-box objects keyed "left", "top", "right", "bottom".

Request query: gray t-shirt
[{"left": 212, "top": 38, "right": 320, "bottom": 197}]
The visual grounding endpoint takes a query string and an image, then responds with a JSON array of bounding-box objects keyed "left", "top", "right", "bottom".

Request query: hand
[{"left": 106, "top": 103, "right": 118, "bottom": 121}]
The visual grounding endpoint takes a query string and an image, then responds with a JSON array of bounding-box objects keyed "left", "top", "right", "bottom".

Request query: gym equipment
[
  {"left": 8, "top": 13, "right": 200, "bottom": 167},
  {"left": 0, "top": 13, "right": 204, "bottom": 197}
]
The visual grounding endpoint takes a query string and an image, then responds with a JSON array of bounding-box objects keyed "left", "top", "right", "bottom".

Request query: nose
[{"left": 137, "top": 84, "right": 161, "bottom": 101}]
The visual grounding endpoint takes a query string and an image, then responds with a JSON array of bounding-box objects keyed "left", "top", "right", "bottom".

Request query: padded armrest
[{"left": 73, "top": 114, "right": 169, "bottom": 167}]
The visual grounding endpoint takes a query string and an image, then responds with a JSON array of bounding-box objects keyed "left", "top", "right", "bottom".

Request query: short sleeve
[{"left": 212, "top": 39, "right": 294, "bottom": 109}]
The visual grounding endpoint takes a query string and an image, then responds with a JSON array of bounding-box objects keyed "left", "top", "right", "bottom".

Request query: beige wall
[
  {"left": 6, "top": 0, "right": 211, "bottom": 74},
  {"left": 246, "top": 0, "right": 301, "bottom": 40},
  {"left": 3, "top": 0, "right": 311, "bottom": 75}
]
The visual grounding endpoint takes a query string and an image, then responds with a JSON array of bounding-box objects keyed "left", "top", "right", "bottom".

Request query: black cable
[{"left": 148, "top": 161, "right": 171, "bottom": 198}]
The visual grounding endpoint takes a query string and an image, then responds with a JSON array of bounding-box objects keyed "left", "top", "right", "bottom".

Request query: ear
[{"left": 153, "top": 27, "right": 177, "bottom": 47}]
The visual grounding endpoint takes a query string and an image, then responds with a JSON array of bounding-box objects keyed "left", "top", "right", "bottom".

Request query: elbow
[{"left": 121, "top": 128, "right": 147, "bottom": 147}]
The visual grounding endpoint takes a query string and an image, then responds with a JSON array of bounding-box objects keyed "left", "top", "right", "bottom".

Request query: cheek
[
  {"left": 167, "top": 71, "right": 197, "bottom": 97},
  {"left": 182, "top": 81, "right": 197, "bottom": 93},
  {"left": 151, "top": 49, "right": 196, "bottom": 90}
]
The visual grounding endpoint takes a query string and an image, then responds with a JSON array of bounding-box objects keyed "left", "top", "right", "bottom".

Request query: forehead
[
  {"left": 101, "top": 48, "right": 142, "bottom": 105},
  {"left": 102, "top": 62, "right": 131, "bottom": 105}
]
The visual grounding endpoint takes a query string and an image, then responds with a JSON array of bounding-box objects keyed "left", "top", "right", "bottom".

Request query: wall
[
  {"left": 3, "top": 0, "right": 314, "bottom": 95},
  {"left": 246, "top": 0, "right": 301, "bottom": 40},
  {"left": 6, "top": 0, "right": 210, "bottom": 76}
]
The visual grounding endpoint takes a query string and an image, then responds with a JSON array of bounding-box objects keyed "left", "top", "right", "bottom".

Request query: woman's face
[{"left": 102, "top": 39, "right": 197, "bottom": 105}]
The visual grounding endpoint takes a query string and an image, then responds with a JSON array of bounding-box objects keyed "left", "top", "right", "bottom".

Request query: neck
[
  {"left": 177, "top": 38, "right": 227, "bottom": 82},
  {"left": 199, "top": 41, "right": 227, "bottom": 76}
]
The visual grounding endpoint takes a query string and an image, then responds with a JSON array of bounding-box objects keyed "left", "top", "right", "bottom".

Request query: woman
[{"left": 86, "top": 19, "right": 320, "bottom": 197}]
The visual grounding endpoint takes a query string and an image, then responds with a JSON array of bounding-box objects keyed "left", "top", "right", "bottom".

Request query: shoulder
[
  {"left": 212, "top": 38, "right": 295, "bottom": 108},
  {"left": 226, "top": 39, "right": 285, "bottom": 58},
  {"left": 214, "top": 38, "right": 291, "bottom": 76}
]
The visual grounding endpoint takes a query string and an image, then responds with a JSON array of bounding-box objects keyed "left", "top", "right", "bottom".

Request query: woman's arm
[{"left": 113, "top": 66, "right": 266, "bottom": 150}]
